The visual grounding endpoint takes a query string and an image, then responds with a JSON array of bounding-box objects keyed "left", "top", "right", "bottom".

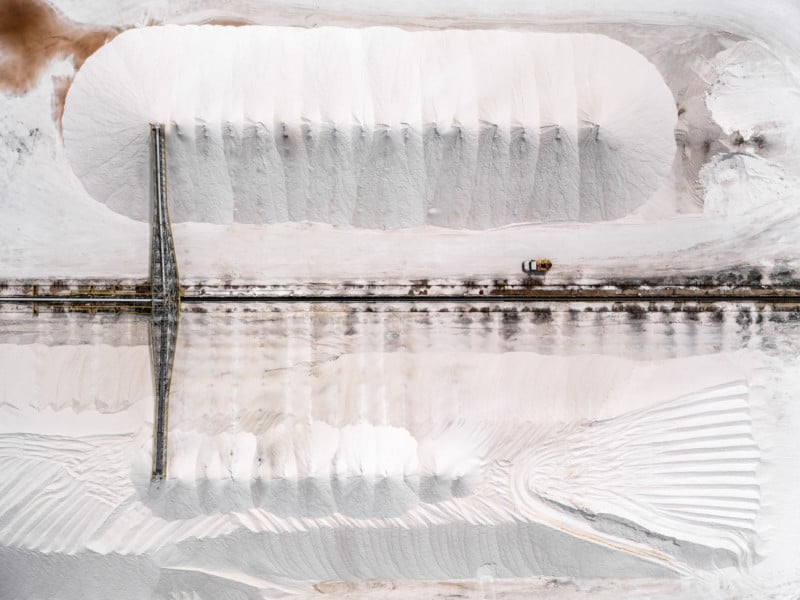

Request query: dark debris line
[{"left": 178, "top": 292, "right": 800, "bottom": 303}]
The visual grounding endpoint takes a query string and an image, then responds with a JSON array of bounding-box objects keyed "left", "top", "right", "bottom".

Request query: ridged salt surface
[
  {"left": 63, "top": 26, "right": 676, "bottom": 227},
  {"left": 156, "top": 305, "right": 764, "bottom": 566},
  {"left": 4, "top": 304, "right": 791, "bottom": 588}
]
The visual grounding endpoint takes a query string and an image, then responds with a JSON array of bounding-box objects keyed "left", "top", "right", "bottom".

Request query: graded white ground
[
  {"left": 3, "top": 0, "right": 800, "bottom": 285},
  {"left": 2, "top": 1, "right": 800, "bottom": 599}
]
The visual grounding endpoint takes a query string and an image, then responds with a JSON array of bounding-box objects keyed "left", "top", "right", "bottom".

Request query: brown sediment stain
[
  {"left": 0, "top": 0, "right": 120, "bottom": 126},
  {"left": 50, "top": 73, "right": 71, "bottom": 134},
  {"left": 315, "top": 580, "right": 398, "bottom": 594},
  {"left": 201, "top": 17, "right": 256, "bottom": 27}
]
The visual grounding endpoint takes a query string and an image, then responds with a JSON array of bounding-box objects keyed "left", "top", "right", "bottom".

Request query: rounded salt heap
[{"left": 63, "top": 26, "right": 677, "bottom": 227}]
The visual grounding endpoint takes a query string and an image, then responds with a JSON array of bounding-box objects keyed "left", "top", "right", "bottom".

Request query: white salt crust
[
  {"left": 5, "top": 0, "right": 800, "bottom": 596},
  {"left": 3, "top": 300, "right": 800, "bottom": 598},
  {"left": 62, "top": 26, "right": 676, "bottom": 227},
  {"left": 2, "top": 304, "right": 790, "bottom": 594}
]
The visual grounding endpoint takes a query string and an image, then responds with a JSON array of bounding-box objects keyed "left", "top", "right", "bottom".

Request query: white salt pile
[{"left": 63, "top": 26, "right": 676, "bottom": 227}]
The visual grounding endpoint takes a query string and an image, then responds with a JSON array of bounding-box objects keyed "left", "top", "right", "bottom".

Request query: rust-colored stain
[
  {"left": 50, "top": 73, "right": 71, "bottom": 133},
  {"left": 0, "top": 0, "right": 263, "bottom": 132},
  {"left": 201, "top": 17, "right": 256, "bottom": 27},
  {"left": 0, "top": 0, "right": 120, "bottom": 128}
]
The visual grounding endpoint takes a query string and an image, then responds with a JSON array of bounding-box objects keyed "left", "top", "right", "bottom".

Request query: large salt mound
[{"left": 63, "top": 26, "right": 676, "bottom": 227}]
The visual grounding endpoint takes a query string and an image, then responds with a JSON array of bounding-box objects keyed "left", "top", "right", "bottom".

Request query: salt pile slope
[
  {"left": 141, "top": 383, "right": 759, "bottom": 563},
  {"left": 62, "top": 26, "right": 676, "bottom": 227}
]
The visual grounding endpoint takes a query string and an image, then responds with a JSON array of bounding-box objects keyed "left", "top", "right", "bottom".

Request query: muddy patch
[{"left": 0, "top": 0, "right": 119, "bottom": 94}]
